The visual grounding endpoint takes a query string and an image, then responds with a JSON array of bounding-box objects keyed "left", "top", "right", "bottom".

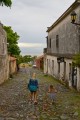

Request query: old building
[
  {"left": 0, "top": 23, "right": 9, "bottom": 84},
  {"left": 9, "top": 56, "right": 17, "bottom": 76},
  {"left": 35, "top": 55, "right": 44, "bottom": 70},
  {"left": 44, "top": 0, "right": 80, "bottom": 91}
]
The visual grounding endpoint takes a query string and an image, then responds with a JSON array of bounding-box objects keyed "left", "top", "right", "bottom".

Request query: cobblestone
[{"left": 0, "top": 68, "right": 80, "bottom": 120}]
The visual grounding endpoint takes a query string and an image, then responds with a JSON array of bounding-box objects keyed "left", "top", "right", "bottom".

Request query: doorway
[
  {"left": 52, "top": 60, "right": 54, "bottom": 75},
  {"left": 47, "top": 59, "right": 48, "bottom": 74},
  {"left": 72, "top": 67, "right": 77, "bottom": 89},
  {"left": 58, "top": 62, "right": 60, "bottom": 79},
  {"left": 64, "top": 62, "right": 66, "bottom": 81}
]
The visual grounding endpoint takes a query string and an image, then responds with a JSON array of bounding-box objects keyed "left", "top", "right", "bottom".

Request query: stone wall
[
  {"left": 0, "top": 23, "right": 9, "bottom": 84},
  {"left": 9, "top": 56, "right": 17, "bottom": 75}
]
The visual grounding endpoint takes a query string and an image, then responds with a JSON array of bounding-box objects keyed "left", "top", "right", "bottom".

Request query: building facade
[
  {"left": 0, "top": 23, "right": 9, "bottom": 84},
  {"left": 35, "top": 55, "right": 44, "bottom": 70},
  {"left": 44, "top": 0, "right": 80, "bottom": 91}
]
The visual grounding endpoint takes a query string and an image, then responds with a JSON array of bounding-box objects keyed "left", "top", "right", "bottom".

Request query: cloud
[
  {"left": 20, "top": 47, "right": 44, "bottom": 56},
  {"left": 18, "top": 42, "right": 46, "bottom": 48},
  {"left": 18, "top": 42, "right": 46, "bottom": 55},
  {"left": 19, "top": 44, "right": 45, "bottom": 56},
  {"left": 0, "top": 0, "right": 75, "bottom": 55}
]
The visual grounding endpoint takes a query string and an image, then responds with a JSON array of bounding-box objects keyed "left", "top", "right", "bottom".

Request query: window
[
  {"left": 58, "top": 62, "right": 60, "bottom": 74},
  {"left": 52, "top": 60, "right": 54, "bottom": 74},
  {"left": 69, "top": 63, "right": 72, "bottom": 73},
  {"left": 56, "top": 35, "right": 59, "bottom": 48},
  {"left": 48, "top": 59, "right": 50, "bottom": 67},
  {"left": 50, "top": 38, "right": 51, "bottom": 48},
  {"left": 46, "top": 36, "right": 48, "bottom": 48}
]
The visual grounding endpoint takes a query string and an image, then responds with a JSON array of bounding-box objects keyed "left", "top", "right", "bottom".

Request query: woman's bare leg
[
  {"left": 34, "top": 91, "right": 37, "bottom": 102},
  {"left": 30, "top": 92, "right": 33, "bottom": 100}
]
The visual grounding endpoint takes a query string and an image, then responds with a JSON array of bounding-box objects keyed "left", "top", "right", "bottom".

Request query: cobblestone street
[{"left": 0, "top": 68, "right": 80, "bottom": 120}]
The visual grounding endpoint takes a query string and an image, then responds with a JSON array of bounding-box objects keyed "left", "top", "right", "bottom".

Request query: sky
[{"left": 0, "top": 0, "right": 75, "bottom": 56}]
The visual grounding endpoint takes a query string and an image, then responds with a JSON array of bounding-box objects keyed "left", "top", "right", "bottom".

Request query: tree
[
  {"left": 8, "top": 44, "right": 21, "bottom": 56},
  {"left": 0, "top": 0, "right": 12, "bottom": 7},
  {"left": 4, "top": 26, "right": 21, "bottom": 56},
  {"left": 72, "top": 53, "right": 80, "bottom": 67},
  {"left": 32, "top": 56, "right": 37, "bottom": 60},
  {"left": 4, "top": 26, "right": 19, "bottom": 44},
  {"left": 16, "top": 55, "right": 23, "bottom": 65},
  {"left": 23, "top": 55, "right": 33, "bottom": 63},
  {"left": 32, "top": 56, "right": 37, "bottom": 63}
]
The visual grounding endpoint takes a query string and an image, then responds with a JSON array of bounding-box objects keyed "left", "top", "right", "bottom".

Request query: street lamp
[{"left": 71, "top": 11, "right": 80, "bottom": 26}]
